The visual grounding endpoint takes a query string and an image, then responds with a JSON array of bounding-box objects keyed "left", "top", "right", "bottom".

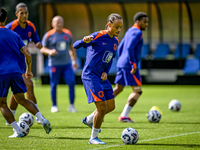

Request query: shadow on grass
[
  {"left": 111, "top": 111, "right": 147, "bottom": 114},
  {"left": 136, "top": 143, "right": 200, "bottom": 148},
  {"left": 27, "top": 136, "right": 119, "bottom": 140},
  {"left": 161, "top": 122, "right": 200, "bottom": 124},
  {"left": 0, "top": 126, "right": 13, "bottom": 129}
]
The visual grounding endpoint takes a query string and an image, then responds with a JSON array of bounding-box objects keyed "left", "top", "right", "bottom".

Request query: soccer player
[
  {"left": 73, "top": 13, "right": 123, "bottom": 144},
  {"left": 113, "top": 12, "right": 148, "bottom": 122},
  {"left": 40, "top": 16, "right": 78, "bottom": 113},
  {"left": 0, "top": 7, "right": 52, "bottom": 138},
  {"left": 5, "top": 2, "right": 43, "bottom": 124}
]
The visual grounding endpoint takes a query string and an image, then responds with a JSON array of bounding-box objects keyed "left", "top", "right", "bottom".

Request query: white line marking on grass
[{"left": 87, "top": 131, "right": 200, "bottom": 150}]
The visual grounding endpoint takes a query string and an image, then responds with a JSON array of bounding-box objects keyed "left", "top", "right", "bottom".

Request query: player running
[
  {"left": 5, "top": 2, "right": 43, "bottom": 124},
  {"left": 73, "top": 13, "right": 123, "bottom": 144},
  {"left": 113, "top": 12, "right": 148, "bottom": 123},
  {"left": 0, "top": 7, "right": 52, "bottom": 138}
]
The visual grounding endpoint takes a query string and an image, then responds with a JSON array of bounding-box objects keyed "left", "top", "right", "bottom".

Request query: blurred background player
[
  {"left": 41, "top": 16, "right": 78, "bottom": 113},
  {"left": 0, "top": 7, "right": 52, "bottom": 137},
  {"left": 5, "top": 2, "right": 43, "bottom": 124},
  {"left": 113, "top": 12, "right": 148, "bottom": 123},
  {"left": 73, "top": 13, "right": 123, "bottom": 144}
]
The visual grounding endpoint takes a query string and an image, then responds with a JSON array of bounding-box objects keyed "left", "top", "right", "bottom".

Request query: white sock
[
  {"left": 11, "top": 121, "right": 21, "bottom": 134},
  {"left": 35, "top": 112, "right": 45, "bottom": 124},
  {"left": 10, "top": 109, "right": 16, "bottom": 116},
  {"left": 69, "top": 104, "right": 74, "bottom": 107},
  {"left": 91, "top": 127, "right": 99, "bottom": 139},
  {"left": 121, "top": 104, "right": 132, "bottom": 117},
  {"left": 87, "top": 111, "right": 95, "bottom": 124}
]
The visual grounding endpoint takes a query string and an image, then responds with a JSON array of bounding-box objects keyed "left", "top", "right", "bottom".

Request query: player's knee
[
  {"left": 110, "top": 104, "right": 115, "bottom": 112},
  {"left": 25, "top": 79, "right": 34, "bottom": 89},
  {"left": 99, "top": 106, "right": 107, "bottom": 115},
  {"left": 137, "top": 91, "right": 142, "bottom": 95}
]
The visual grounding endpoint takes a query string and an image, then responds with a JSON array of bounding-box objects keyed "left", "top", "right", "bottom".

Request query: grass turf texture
[{"left": 0, "top": 84, "right": 200, "bottom": 150}]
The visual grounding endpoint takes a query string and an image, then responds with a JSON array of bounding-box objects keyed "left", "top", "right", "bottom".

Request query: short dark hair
[
  {"left": 105, "top": 13, "right": 123, "bottom": 29},
  {"left": 15, "top": 2, "right": 27, "bottom": 13},
  {"left": 133, "top": 12, "right": 148, "bottom": 23},
  {"left": 0, "top": 7, "right": 7, "bottom": 22}
]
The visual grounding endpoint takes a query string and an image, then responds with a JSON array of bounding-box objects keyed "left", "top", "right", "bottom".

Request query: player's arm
[
  {"left": 73, "top": 35, "right": 94, "bottom": 49},
  {"left": 20, "top": 46, "right": 33, "bottom": 79},
  {"left": 35, "top": 42, "right": 43, "bottom": 49},
  {"left": 31, "top": 23, "right": 43, "bottom": 50},
  {"left": 69, "top": 44, "right": 78, "bottom": 70},
  {"left": 127, "top": 33, "right": 142, "bottom": 74},
  {"left": 40, "top": 46, "right": 58, "bottom": 56}
]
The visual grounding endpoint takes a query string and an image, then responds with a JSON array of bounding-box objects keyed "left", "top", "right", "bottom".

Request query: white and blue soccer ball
[
  {"left": 19, "top": 112, "right": 34, "bottom": 127},
  {"left": 168, "top": 99, "right": 181, "bottom": 111},
  {"left": 121, "top": 127, "right": 139, "bottom": 144},
  {"left": 17, "top": 121, "right": 30, "bottom": 136},
  {"left": 147, "top": 110, "right": 161, "bottom": 123}
]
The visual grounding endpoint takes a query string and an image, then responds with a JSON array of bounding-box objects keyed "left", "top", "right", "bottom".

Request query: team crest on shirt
[
  {"left": 98, "top": 91, "right": 104, "bottom": 98},
  {"left": 28, "top": 32, "right": 32, "bottom": 37},
  {"left": 102, "top": 51, "right": 113, "bottom": 63},
  {"left": 64, "top": 35, "right": 68, "bottom": 41},
  {"left": 113, "top": 44, "right": 117, "bottom": 50}
]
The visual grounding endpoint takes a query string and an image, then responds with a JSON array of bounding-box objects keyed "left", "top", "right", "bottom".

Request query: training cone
[{"left": 150, "top": 106, "right": 163, "bottom": 115}]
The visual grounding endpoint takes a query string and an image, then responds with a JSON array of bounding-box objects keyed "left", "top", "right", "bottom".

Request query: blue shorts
[
  {"left": 82, "top": 79, "right": 114, "bottom": 103},
  {"left": 114, "top": 68, "right": 142, "bottom": 86},
  {"left": 0, "top": 73, "right": 27, "bottom": 97}
]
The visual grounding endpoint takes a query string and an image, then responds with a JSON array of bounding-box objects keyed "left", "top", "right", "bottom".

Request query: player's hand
[
  {"left": 83, "top": 35, "right": 94, "bottom": 43},
  {"left": 49, "top": 49, "right": 58, "bottom": 56},
  {"left": 72, "top": 63, "right": 78, "bottom": 70},
  {"left": 130, "top": 68, "right": 137, "bottom": 74},
  {"left": 35, "top": 42, "right": 43, "bottom": 49},
  {"left": 101, "top": 72, "right": 107, "bottom": 81},
  {"left": 25, "top": 71, "right": 33, "bottom": 79}
]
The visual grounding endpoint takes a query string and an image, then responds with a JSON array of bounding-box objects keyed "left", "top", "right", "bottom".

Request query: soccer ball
[
  {"left": 147, "top": 110, "right": 161, "bottom": 123},
  {"left": 121, "top": 127, "right": 139, "bottom": 144},
  {"left": 168, "top": 99, "right": 181, "bottom": 111},
  {"left": 19, "top": 113, "right": 34, "bottom": 127},
  {"left": 17, "top": 122, "right": 30, "bottom": 136}
]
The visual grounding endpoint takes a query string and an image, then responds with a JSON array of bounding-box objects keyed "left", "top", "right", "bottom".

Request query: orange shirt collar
[{"left": 132, "top": 24, "right": 140, "bottom": 30}]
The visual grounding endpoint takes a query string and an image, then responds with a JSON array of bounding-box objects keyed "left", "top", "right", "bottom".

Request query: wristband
[{"left": 72, "top": 60, "right": 76, "bottom": 65}]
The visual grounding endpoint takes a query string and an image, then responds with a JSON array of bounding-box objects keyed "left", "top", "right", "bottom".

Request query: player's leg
[
  {"left": 113, "top": 83, "right": 124, "bottom": 97},
  {"left": 11, "top": 73, "right": 52, "bottom": 134},
  {"left": 0, "top": 74, "right": 26, "bottom": 137},
  {"left": 14, "top": 93, "right": 52, "bottom": 134},
  {"left": 21, "top": 73, "right": 42, "bottom": 123},
  {"left": 0, "top": 97, "right": 24, "bottom": 137},
  {"left": 62, "top": 65, "right": 76, "bottom": 112},
  {"left": 9, "top": 94, "right": 18, "bottom": 116},
  {"left": 82, "top": 79, "right": 105, "bottom": 144},
  {"left": 22, "top": 73, "right": 37, "bottom": 104},
  {"left": 89, "top": 101, "right": 106, "bottom": 144},
  {"left": 119, "top": 69, "right": 142, "bottom": 123},
  {"left": 113, "top": 68, "right": 125, "bottom": 97},
  {"left": 49, "top": 66, "right": 61, "bottom": 113}
]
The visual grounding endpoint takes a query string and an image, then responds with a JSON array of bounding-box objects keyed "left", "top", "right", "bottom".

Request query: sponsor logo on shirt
[{"left": 102, "top": 51, "right": 113, "bottom": 63}]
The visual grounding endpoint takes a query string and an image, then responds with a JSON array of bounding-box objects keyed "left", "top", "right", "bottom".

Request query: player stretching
[
  {"left": 114, "top": 12, "right": 148, "bottom": 122},
  {"left": 5, "top": 3, "right": 43, "bottom": 124},
  {"left": 73, "top": 13, "right": 123, "bottom": 144},
  {"left": 0, "top": 7, "right": 52, "bottom": 138}
]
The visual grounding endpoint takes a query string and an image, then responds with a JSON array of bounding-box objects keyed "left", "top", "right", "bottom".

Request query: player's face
[
  {"left": 52, "top": 17, "right": 64, "bottom": 32},
  {"left": 108, "top": 19, "right": 123, "bottom": 37},
  {"left": 16, "top": 7, "right": 28, "bottom": 23},
  {"left": 138, "top": 17, "right": 148, "bottom": 31}
]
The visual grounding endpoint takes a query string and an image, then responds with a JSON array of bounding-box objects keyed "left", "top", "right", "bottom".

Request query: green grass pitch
[{"left": 0, "top": 84, "right": 200, "bottom": 150}]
